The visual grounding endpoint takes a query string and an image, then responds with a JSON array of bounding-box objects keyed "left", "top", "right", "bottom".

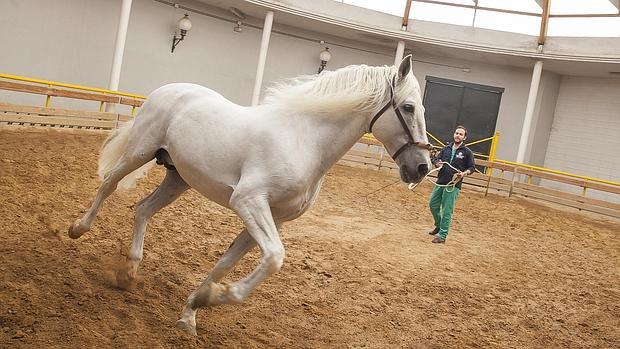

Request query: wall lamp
[
  {"left": 230, "top": 8, "right": 245, "bottom": 33},
  {"left": 318, "top": 46, "right": 331, "bottom": 74},
  {"left": 171, "top": 14, "right": 192, "bottom": 53}
]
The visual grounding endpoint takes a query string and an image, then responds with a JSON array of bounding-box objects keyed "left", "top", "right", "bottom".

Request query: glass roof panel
[
  {"left": 548, "top": 17, "right": 620, "bottom": 37},
  {"left": 427, "top": 0, "right": 475, "bottom": 5},
  {"left": 474, "top": 10, "right": 541, "bottom": 35},
  {"left": 332, "top": 0, "right": 620, "bottom": 37},
  {"left": 550, "top": 0, "right": 618, "bottom": 15},
  {"left": 340, "top": 0, "right": 406, "bottom": 16},
  {"left": 410, "top": 2, "right": 475, "bottom": 27},
  {"left": 477, "top": 0, "right": 542, "bottom": 14}
]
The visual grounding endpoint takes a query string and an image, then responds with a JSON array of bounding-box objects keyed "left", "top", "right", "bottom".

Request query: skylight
[{"left": 333, "top": 0, "right": 620, "bottom": 37}]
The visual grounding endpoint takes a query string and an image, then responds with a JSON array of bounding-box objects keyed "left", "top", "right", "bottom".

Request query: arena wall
[
  {"left": 542, "top": 76, "right": 620, "bottom": 203},
  {"left": 0, "top": 0, "right": 618, "bottom": 190}
]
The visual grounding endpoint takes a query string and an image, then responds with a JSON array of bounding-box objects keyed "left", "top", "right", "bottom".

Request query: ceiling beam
[
  {"left": 402, "top": 0, "right": 413, "bottom": 30},
  {"left": 538, "top": 0, "right": 551, "bottom": 46}
]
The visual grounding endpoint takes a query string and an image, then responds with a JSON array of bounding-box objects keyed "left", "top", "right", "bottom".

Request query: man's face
[{"left": 453, "top": 128, "right": 467, "bottom": 144}]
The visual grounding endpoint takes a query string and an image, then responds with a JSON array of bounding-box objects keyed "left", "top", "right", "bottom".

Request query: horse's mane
[{"left": 262, "top": 64, "right": 420, "bottom": 114}]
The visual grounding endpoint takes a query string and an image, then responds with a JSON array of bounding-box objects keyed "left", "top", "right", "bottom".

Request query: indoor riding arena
[{"left": 1, "top": 1, "right": 619, "bottom": 348}]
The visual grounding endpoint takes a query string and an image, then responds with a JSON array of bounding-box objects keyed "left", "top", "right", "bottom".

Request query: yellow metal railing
[
  {"left": 466, "top": 135, "right": 495, "bottom": 147},
  {"left": 424, "top": 130, "right": 618, "bottom": 194},
  {"left": 0, "top": 73, "right": 146, "bottom": 116},
  {"left": 426, "top": 131, "right": 445, "bottom": 146},
  {"left": 362, "top": 128, "right": 617, "bottom": 197},
  {"left": 0, "top": 73, "right": 146, "bottom": 99},
  {"left": 496, "top": 159, "right": 620, "bottom": 187}
]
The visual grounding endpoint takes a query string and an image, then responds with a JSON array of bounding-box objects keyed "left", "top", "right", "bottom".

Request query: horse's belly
[
  {"left": 177, "top": 169, "right": 235, "bottom": 208},
  {"left": 164, "top": 117, "right": 245, "bottom": 208},
  {"left": 165, "top": 149, "right": 239, "bottom": 209}
]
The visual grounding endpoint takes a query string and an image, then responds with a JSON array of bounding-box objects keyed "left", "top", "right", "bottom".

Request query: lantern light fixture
[
  {"left": 171, "top": 14, "right": 192, "bottom": 53},
  {"left": 318, "top": 46, "right": 331, "bottom": 74}
]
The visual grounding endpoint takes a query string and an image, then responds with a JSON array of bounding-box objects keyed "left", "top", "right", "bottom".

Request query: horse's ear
[{"left": 397, "top": 54, "right": 413, "bottom": 81}]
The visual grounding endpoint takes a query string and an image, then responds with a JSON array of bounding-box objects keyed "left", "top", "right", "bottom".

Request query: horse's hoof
[
  {"left": 176, "top": 319, "right": 197, "bottom": 336},
  {"left": 68, "top": 219, "right": 87, "bottom": 239},
  {"left": 115, "top": 269, "right": 135, "bottom": 290}
]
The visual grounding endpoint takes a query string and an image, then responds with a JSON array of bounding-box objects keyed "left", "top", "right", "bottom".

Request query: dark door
[{"left": 423, "top": 76, "right": 504, "bottom": 158}]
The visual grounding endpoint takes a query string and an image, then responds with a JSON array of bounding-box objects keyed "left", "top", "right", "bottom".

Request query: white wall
[
  {"left": 0, "top": 0, "right": 390, "bottom": 109},
  {"left": 0, "top": 0, "right": 119, "bottom": 109},
  {"left": 0, "top": 0, "right": 540, "bottom": 162},
  {"left": 2, "top": 1, "right": 616, "bottom": 178},
  {"left": 120, "top": 0, "right": 262, "bottom": 105},
  {"left": 0, "top": 0, "right": 541, "bottom": 153},
  {"left": 3, "top": 0, "right": 619, "bottom": 201},
  {"left": 543, "top": 76, "right": 620, "bottom": 202},
  {"left": 528, "top": 71, "right": 561, "bottom": 166}
]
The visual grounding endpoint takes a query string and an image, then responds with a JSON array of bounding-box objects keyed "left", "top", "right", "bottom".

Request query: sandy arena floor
[{"left": 0, "top": 127, "right": 618, "bottom": 348}]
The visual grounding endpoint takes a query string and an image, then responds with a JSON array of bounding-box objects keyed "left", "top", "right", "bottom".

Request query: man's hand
[
  {"left": 435, "top": 161, "right": 444, "bottom": 168},
  {"left": 455, "top": 170, "right": 469, "bottom": 180}
]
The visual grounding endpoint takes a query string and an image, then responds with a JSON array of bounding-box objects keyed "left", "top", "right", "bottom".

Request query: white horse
[{"left": 69, "top": 55, "right": 431, "bottom": 335}]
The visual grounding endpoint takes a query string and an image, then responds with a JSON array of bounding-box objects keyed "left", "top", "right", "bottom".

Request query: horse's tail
[{"left": 98, "top": 120, "right": 154, "bottom": 190}]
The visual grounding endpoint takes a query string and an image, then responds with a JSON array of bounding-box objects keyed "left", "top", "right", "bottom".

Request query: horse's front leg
[
  {"left": 176, "top": 195, "right": 284, "bottom": 335},
  {"left": 176, "top": 228, "right": 256, "bottom": 335}
]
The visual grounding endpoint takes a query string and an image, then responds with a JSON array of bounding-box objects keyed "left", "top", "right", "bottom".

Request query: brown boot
[
  {"left": 431, "top": 236, "right": 445, "bottom": 243},
  {"left": 428, "top": 227, "right": 439, "bottom": 235}
]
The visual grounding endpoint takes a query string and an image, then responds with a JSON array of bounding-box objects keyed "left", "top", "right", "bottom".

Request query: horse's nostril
[{"left": 417, "top": 163, "right": 429, "bottom": 176}]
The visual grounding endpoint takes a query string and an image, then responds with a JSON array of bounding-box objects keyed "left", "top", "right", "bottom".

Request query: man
[{"left": 428, "top": 126, "right": 476, "bottom": 244}]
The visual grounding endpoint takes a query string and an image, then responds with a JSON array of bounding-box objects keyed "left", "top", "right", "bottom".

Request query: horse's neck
[{"left": 293, "top": 110, "right": 368, "bottom": 173}]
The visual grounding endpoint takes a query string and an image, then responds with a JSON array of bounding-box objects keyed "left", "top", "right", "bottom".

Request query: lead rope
[{"left": 408, "top": 162, "right": 463, "bottom": 193}]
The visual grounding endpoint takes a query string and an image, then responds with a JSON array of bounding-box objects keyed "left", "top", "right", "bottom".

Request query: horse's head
[{"left": 369, "top": 55, "right": 431, "bottom": 184}]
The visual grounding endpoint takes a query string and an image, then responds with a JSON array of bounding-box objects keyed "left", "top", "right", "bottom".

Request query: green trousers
[{"left": 429, "top": 186, "right": 460, "bottom": 240}]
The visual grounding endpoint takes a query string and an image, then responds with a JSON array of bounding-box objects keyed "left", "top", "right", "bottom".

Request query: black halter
[{"left": 368, "top": 79, "right": 433, "bottom": 160}]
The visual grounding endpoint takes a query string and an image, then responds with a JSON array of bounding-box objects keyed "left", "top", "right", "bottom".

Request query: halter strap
[{"left": 368, "top": 77, "right": 432, "bottom": 160}]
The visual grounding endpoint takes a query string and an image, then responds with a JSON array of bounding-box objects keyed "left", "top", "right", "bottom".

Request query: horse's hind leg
[
  {"left": 116, "top": 169, "right": 189, "bottom": 288},
  {"left": 69, "top": 156, "right": 149, "bottom": 239}
]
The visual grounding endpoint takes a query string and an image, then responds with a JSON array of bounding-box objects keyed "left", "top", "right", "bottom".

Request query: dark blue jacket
[{"left": 431, "top": 143, "right": 476, "bottom": 189}]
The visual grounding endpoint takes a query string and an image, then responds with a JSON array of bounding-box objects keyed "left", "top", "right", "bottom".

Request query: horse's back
[
  {"left": 130, "top": 82, "right": 242, "bottom": 146},
  {"left": 145, "top": 83, "right": 233, "bottom": 113}
]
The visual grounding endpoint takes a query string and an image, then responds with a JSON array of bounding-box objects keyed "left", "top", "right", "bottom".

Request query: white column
[
  {"left": 251, "top": 11, "right": 274, "bottom": 106},
  {"left": 106, "top": 0, "right": 133, "bottom": 112},
  {"left": 516, "top": 60, "right": 544, "bottom": 164},
  {"left": 394, "top": 40, "right": 405, "bottom": 66}
]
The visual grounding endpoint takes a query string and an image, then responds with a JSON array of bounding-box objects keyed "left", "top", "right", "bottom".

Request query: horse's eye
[{"left": 403, "top": 104, "right": 414, "bottom": 113}]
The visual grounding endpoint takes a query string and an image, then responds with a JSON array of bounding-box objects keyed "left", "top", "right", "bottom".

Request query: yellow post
[
  {"left": 44, "top": 84, "right": 52, "bottom": 107},
  {"left": 487, "top": 132, "right": 500, "bottom": 177},
  {"left": 99, "top": 102, "right": 105, "bottom": 112},
  {"left": 131, "top": 106, "right": 136, "bottom": 116},
  {"left": 581, "top": 186, "right": 587, "bottom": 197}
]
